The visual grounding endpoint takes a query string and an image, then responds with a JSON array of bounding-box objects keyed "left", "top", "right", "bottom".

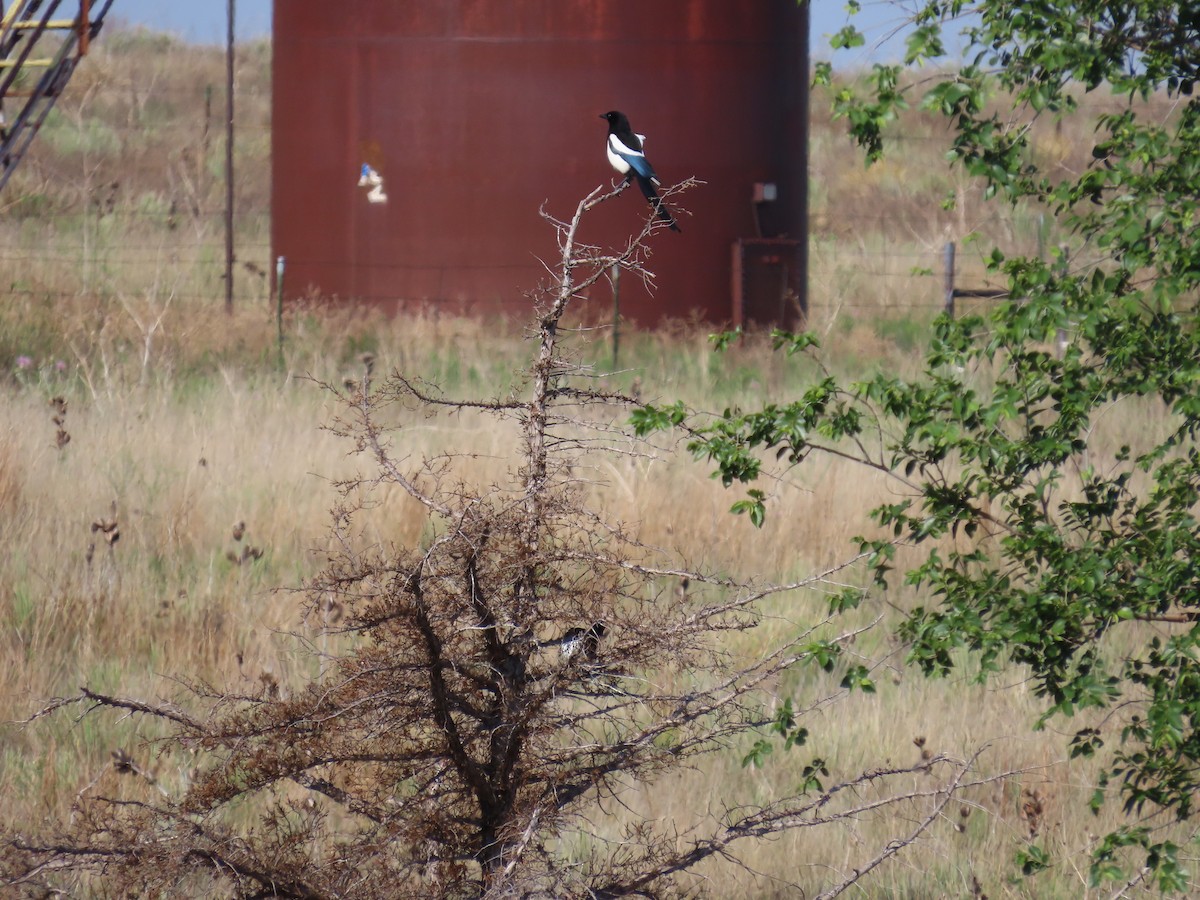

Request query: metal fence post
[
  {"left": 224, "top": 0, "right": 236, "bottom": 315},
  {"left": 276, "top": 255, "right": 285, "bottom": 367},
  {"left": 611, "top": 263, "right": 621, "bottom": 368},
  {"left": 1056, "top": 244, "right": 1069, "bottom": 359},
  {"left": 943, "top": 241, "right": 956, "bottom": 318}
]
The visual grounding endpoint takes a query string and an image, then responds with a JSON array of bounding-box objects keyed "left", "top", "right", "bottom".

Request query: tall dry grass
[
  {"left": 3, "top": 306, "right": 1186, "bottom": 895},
  {"left": 0, "top": 25, "right": 1193, "bottom": 897}
]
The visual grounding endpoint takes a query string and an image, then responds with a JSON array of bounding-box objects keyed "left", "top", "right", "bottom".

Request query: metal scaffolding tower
[{"left": 0, "top": 0, "right": 115, "bottom": 194}]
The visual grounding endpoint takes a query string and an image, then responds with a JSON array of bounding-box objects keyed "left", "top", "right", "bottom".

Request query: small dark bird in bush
[{"left": 560, "top": 621, "right": 606, "bottom": 662}]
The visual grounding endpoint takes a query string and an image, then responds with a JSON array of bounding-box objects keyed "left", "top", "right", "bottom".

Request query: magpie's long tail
[{"left": 635, "top": 175, "right": 681, "bottom": 232}]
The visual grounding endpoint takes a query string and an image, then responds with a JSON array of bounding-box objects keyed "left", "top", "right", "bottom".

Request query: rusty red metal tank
[{"left": 271, "top": 0, "right": 808, "bottom": 327}]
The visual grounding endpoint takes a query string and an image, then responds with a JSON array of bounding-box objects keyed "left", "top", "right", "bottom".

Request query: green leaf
[
  {"left": 709, "top": 328, "right": 743, "bottom": 351},
  {"left": 630, "top": 401, "right": 687, "bottom": 436},
  {"left": 730, "top": 489, "right": 767, "bottom": 528},
  {"left": 904, "top": 24, "right": 944, "bottom": 65},
  {"left": 1016, "top": 843, "right": 1051, "bottom": 876},
  {"left": 840, "top": 664, "right": 876, "bottom": 693},
  {"left": 742, "top": 739, "right": 773, "bottom": 769},
  {"left": 830, "top": 25, "right": 865, "bottom": 50},
  {"left": 799, "top": 759, "right": 829, "bottom": 794}
]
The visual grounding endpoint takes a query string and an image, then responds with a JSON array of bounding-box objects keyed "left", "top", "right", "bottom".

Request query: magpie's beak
[{"left": 598, "top": 113, "right": 606, "bottom": 119}]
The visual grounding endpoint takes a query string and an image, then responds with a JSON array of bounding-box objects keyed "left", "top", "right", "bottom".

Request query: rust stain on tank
[{"left": 271, "top": 0, "right": 809, "bottom": 327}]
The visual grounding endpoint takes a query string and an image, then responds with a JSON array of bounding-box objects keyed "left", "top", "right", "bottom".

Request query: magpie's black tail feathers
[{"left": 635, "top": 174, "right": 681, "bottom": 233}]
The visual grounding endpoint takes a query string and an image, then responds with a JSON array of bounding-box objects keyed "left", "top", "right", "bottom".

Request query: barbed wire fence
[{"left": 0, "top": 55, "right": 273, "bottom": 313}]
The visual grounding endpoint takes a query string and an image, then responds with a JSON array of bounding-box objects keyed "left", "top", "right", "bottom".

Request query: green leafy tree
[{"left": 639, "top": 1, "right": 1200, "bottom": 891}]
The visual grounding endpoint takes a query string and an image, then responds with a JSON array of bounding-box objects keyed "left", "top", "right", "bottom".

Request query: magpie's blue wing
[{"left": 608, "top": 134, "right": 656, "bottom": 181}]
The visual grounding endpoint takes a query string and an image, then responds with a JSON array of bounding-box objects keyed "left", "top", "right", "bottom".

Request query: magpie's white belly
[{"left": 606, "top": 144, "right": 631, "bottom": 175}]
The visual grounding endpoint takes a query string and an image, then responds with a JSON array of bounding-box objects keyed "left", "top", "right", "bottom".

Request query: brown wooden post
[{"left": 79, "top": 0, "right": 91, "bottom": 56}]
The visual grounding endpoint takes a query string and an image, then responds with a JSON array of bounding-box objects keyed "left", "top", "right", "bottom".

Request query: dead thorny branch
[{"left": 1, "top": 183, "right": 1011, "bottom": 898}]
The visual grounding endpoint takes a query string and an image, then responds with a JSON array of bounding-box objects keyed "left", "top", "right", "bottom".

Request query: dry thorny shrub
[{"left": 2, "top": 183, "right": 1020, "bottom": 898}]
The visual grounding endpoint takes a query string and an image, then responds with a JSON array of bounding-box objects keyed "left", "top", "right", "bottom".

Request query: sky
[
  {"left": 109, "top": 0, "right": 272, "bottom": 43},
  {"left": 106, "top": 1, "right": 938, "bottom": 60}
]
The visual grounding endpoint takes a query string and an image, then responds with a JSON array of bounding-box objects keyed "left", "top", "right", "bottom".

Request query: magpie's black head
[{"left": 600, "top": 110, "right": 629, "bottom": 130}]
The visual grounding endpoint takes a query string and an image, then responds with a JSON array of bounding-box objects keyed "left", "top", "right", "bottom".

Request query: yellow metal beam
[
  {"left": 0, "top": 3, "right": 94, "bottom": 69},
  {"left": 11, "top": 20, "right": 84, "bottom": 30}
]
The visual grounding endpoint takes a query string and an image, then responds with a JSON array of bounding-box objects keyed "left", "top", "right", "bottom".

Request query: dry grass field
[{"left": 0, "top": 25, "right": 1194, "bottom": 898}]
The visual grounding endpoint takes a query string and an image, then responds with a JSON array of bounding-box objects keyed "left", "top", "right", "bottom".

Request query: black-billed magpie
[{"left": 600, "top": 110, "right": 680, "bottom": 232}]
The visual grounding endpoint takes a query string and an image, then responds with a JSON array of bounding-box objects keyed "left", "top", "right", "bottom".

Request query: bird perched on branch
[
  {"left": 600, "top": 110, "right": 680, "bottom": 232},
  {"left": 559, "top": 622, "right": 607, "bottom": 663}
]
